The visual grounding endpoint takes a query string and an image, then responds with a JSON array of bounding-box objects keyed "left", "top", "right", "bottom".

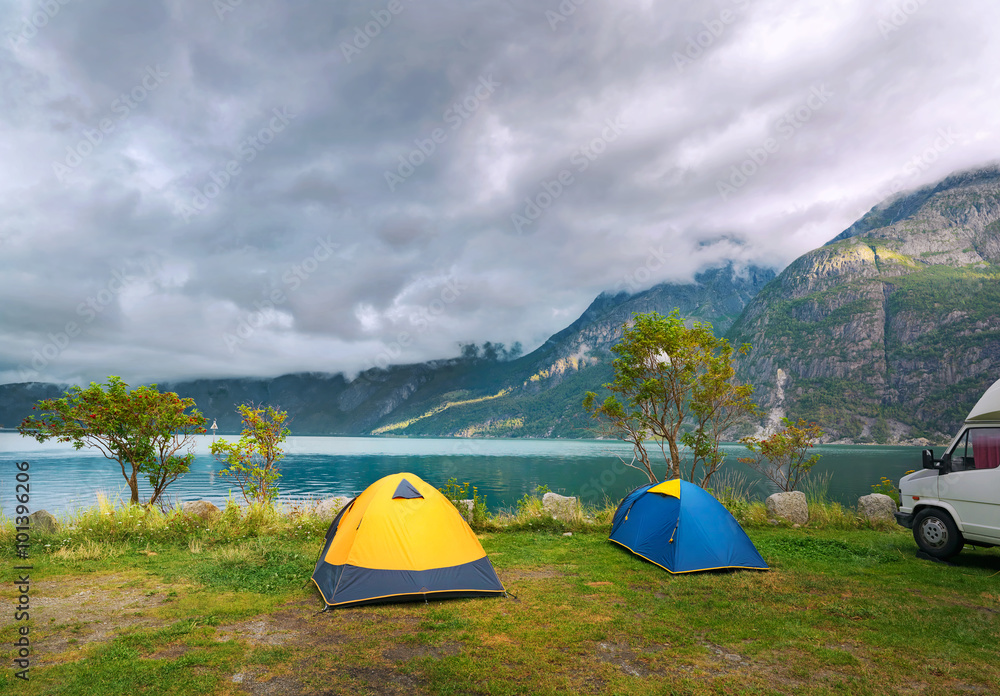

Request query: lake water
[{"left": 0, "top": 433, "right": 926, "bottom": 517}]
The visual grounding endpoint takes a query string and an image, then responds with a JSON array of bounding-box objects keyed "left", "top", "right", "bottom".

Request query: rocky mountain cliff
[{"left": 729, "top": 165, "right": 1000, "bottom": 441}]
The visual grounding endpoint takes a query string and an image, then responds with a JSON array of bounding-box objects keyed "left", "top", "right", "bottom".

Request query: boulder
[
  {"left": 453, "top": 499, "right": 474, "bottom": 523},
  {"left": 314, "top": 496, "right": 352, "bottom": 520},
  {"left": 182, "top": 500, "right": 221, "bottom": 521},
  {"left": 28, "top": 510, "right": 58, "bottom": 533},
  {"left": 858, "top": 493, "right": 897, "bottom": 521},
  {"left": 765, "top": 491, "right": 809, "bottom": 525},
  {"left": 542, "top": 492, "right": 580, "bottom": 522}
]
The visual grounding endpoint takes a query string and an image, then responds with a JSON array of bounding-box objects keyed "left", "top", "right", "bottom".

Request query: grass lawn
[{"left": 2, "top": 522, "right": 999, "bottom": 695}]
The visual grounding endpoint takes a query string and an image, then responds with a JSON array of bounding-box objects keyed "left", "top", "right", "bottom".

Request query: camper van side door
[{"left": 938, "top": 427, "right": 1000, "bottom": 542}]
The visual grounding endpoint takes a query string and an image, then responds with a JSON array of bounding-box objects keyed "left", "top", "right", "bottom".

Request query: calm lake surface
[{"left": 0, "top": 433, "right": 926, "bottom": 516}]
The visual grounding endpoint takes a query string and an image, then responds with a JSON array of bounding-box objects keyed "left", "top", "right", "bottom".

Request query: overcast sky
[{"left": 1, "top": 0, "right": 998, "bottom": 386}]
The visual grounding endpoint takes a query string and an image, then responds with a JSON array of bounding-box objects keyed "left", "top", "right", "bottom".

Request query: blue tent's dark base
[
  {"left": 609, "top": 538, "right": 768, "bottom": 574},
  {"left": 322, "top": 588, "right": 506, "bottom": 609}
]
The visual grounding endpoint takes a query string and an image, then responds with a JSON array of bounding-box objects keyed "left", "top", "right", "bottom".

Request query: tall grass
[
  {"left": 798, "top": 470, "right": 850, "bottom": 528},
  {"left": 707, "top": 470, "right": 770, "bottom": 527},
  {"left": 52, "top": 539, "right": 129, "bottom": 561},
  {"left": 1, "top": 471, "right": 901, "bottom": 552},
  {"left": 0, "top": 493, "right": 332, "bottom": 551},
  {"left": 802, "top": 470, "right": 834, "bottom": 506},
  {"left": 438, "top": 478, "right": 493, "bottom": 528},
  {"left": 485, "top": 485, "right": 620, "bottom": 532},
  {"left": 706, "top": 469, "right": 755, "bottom": 506},
  {"left": 706, "top": 468, "right": 897, "bottom": 531}
]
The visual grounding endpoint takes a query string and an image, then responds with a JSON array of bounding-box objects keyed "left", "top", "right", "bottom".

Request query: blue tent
[{"left": 609, "top": 479, "right": 768, "bottom": 574}]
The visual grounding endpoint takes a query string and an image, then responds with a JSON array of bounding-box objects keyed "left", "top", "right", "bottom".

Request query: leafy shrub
[
  {"left": 211, "top": 404, "right": 290, "bottom": 505},
  {"left": 438, "top": 477, "right": 492, "bottom": 528},
  {"left": 871, "top": 476, "right": 901, "bottom": 507}
]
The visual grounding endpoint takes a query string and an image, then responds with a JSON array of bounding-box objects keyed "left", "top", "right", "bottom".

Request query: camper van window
[
  {"left": 970, "top": 428, "right": 1000, "bottom": 470},
  {"left": 950, "top": 430, "right": 971, "bottom": 471}
]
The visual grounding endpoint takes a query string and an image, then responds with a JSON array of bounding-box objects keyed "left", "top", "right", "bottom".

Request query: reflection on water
[{"left": 0, "top": 433, "right": 924, "bottom": 515}]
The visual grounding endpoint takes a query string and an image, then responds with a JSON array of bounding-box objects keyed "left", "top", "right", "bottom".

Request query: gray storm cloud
[{"left": 1, "top": 0, "right": 998, "bottom": 385}]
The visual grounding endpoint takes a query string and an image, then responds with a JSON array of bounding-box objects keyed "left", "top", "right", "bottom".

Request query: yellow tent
[{"left": 311, "top": 473, "right": 505, "bottom": 607}]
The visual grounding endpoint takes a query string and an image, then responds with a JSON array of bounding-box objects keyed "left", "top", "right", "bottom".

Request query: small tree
[
  {"left": 583, "top": 310, "right": 756, "bottom": 487},
  {"left": 210, "top": 403, "right": 290, "bottom": 505},
  {"left": 738, "top": 418, "right": 824, "bottom": 492},
  {"left": 17, "top": 376, "right": 206, "bottom": 506}
]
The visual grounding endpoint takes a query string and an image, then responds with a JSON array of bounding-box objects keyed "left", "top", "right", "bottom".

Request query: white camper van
[{"left": 896, "top": 378, "right": 1000, "bottom": 559}]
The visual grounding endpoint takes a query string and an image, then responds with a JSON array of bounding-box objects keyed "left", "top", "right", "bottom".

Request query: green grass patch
[
  {"left": 3, "top": 494, "right": 1000, "bottom": 695},
  {"left": 185, "top": 540, "right": 314, "bottom": 593}
]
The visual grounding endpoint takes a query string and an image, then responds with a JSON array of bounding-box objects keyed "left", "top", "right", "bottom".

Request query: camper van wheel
[{"left": 912, "top": 509, "right": 964, "bottom": 559}]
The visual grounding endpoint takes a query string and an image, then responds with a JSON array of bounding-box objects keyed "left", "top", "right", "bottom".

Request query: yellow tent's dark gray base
[
  {"left": 313, "top": 556, "right": 505, "bottom": 607},
  {"left": 314, "top": 582, "right": 505, "bottom": 608}
]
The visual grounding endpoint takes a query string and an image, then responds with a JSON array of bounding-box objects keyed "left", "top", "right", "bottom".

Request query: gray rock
[
  {"left": 314, "top": 496, "right": 352, "bottom": 520},
  {"left": 858, "top": 493, "right": 897, "bottom": 521},
  {"left": 542, "top": 492, "right": 580, "bottom": 522},
  {"left": 452, "top": 499, "right": 474, "bottom": 522},
  {"left": 28, "top": 510, "right": 58, "bottom": 533},
  {"left": 182, "top": 500, "right": 221, "bottom": 520},
  {"left": 765, "top": 491, "right": 809, "bottom": 525}
]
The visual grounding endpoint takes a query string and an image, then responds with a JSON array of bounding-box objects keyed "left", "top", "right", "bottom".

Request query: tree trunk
[
  {"left": 128, "top": 466, "right": 140, "bottom": 505},
  {"left": 634, "top": 441, "right": 657, "bottom": 483},
  {"left": 667, "top": 438, "right": 681, "bottom": 479}
]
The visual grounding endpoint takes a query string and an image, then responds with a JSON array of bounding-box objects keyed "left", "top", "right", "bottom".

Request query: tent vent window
[{"left": 392, "top": 479, "right": 425, "bottom": 499}]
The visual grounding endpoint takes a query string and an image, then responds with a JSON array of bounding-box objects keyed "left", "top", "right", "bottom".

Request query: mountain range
[{"left": 4, "top": 165, "right": 1000, "bottom": 443}]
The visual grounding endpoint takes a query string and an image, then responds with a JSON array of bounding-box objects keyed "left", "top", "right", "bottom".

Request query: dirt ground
[
  {"left": 16, "top": 571, "right": 790, "bottom": 696},
  {"left": 17, "top": 570, "right": 988, "bottom": 696}
]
